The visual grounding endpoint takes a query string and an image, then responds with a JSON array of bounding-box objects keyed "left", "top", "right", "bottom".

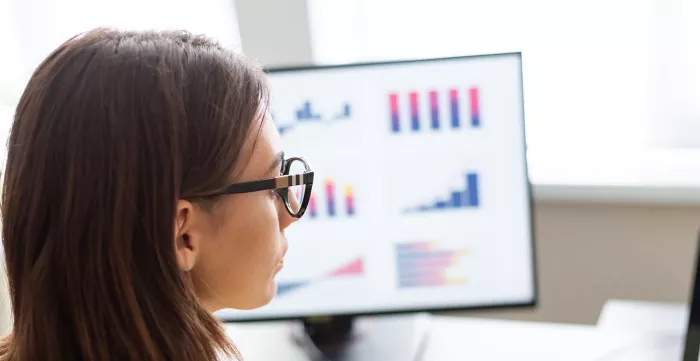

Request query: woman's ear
[{"left": 174, "top": 200, "right": 200, "bottom": 272}]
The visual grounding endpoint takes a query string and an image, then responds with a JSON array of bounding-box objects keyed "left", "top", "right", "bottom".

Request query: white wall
[
  {"left": 0, "top": 0, "right": 243, "bottom": 335},
  {"left": 0, "top": 0, "right": 243, "bottom": 166},
  {"left": 235, "top": 0, "right": 314, "bottom": 67},
  {"left": 648, "top": 0, "right": 700, "bottom": 147},
  {"left": 9, "top": 0, "right": 241, "bottom": 80}
]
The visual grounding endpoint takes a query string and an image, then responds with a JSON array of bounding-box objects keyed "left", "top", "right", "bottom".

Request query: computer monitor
[
  {"left": 683, "top": 229, "right": 700, "bottom": 361},
  {"left": 216, "top": 52, "right": 536, "bottom": 322}
]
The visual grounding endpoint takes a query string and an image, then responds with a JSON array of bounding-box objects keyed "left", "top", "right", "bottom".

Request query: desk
[
  {"left": 225, "top": 314, "right": 641, "bottom": 361},
  {"left": 598, "top": 299, "right": 688, "bottom": 333},
  {"left": 593, "top": 299, "right": 688, "bottom": 361}
]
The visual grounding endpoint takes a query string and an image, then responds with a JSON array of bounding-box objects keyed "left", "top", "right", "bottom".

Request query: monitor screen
[{"left": 216, "top": 53, "right": 536, "bottom": 321}]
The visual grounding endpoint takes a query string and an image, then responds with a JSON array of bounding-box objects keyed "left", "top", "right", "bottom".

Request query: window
[
  {"left": 307, "top": 0, "right": 700, "bottom": 195},
  {"left": 0, "top": 0, "right": 21, "bottom": 167}
]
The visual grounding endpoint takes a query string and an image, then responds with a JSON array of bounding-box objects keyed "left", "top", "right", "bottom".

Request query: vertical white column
[{"left": 647, "top": 0, "right": 700, "bottom": 147}]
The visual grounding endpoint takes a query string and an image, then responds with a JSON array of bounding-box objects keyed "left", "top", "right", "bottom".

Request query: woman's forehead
[{"left": 234, "top": 117, "right": 282, "bottom": 180}]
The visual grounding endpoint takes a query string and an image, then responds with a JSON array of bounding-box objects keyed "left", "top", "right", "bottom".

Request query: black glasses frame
[{"left": 208, "top": 157, "right": 314, "bottom": 218}]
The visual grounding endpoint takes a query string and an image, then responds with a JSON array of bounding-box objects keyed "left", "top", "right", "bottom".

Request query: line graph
[{"left": 274, "top": 100, "right": 352, "bottom": 136}]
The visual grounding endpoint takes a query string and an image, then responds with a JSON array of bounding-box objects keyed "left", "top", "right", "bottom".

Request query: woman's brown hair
[{"left": 0, "top": 28, "right": 269, "bottom": 360}]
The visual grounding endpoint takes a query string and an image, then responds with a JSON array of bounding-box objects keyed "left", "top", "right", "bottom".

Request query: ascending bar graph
[
  {"left": 305, "top": 179, "right": 356, "bottom": 219},
  {"left": 395, "top": 241, "right": 469, "bottom": 288},
  {"left": 388, "top": 87, "right": 481, "bottom": 133},
  {"left": 405, "top": 172, "right": 480, "bottom": 213}
]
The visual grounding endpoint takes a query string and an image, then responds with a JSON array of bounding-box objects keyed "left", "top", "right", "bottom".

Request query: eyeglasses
[{"left": 207, "top": 157, "right": 314, "bottom": 218}]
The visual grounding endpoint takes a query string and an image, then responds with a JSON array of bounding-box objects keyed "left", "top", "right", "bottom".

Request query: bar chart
[
  {"left": 277, "top": 257, "right": 365, "bottom": 296},
  {"left": 305, "top": 179, "right": 356, "bottom": 219},
  {"left": 388, "top": 87, "right": 480, "bottom": 133},
  {"left": 395, "top": 241, "right": 469, "bottom": 288},
  {"left": 275, "top": 100, "right": 352, "bottom": 136},
  {"left": 405, "top": 172, "right": 480, "bottom": 213}
]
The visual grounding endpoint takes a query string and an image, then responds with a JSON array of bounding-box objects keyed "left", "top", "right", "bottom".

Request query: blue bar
[
  {"left": 472, "top": 115, "right": 480, "bottom": 128},
  {"left": 390, "top": 93, "right": 400, "bottom": 133},
  {"left": 328, "top": 199, "right": 336, "bottom": 217},
  {"left": 435, "top": 201, "right": 447, "bottom": 209},
  {"left": 431, "top": 107, "right": 439, "bottom": 129},
  {"left": 410, "top": 92, "right": 420, "bottom": 131},
  {"left": 451, "top": 101, "right": 460, "bottom": 128},
  {"left": 391, "top": 114, "right": 400, "bottom": 133},
  {"left": 411, "top": 115, "right": 420, "bottom": 131},
  {"left": 450, "top": 90, "right": 460, "bottom": 128},
  {"left": 304, "top": 101, "right": 312, "bottom": 119},
  {"left": 467, "top": 173, "right": 479, "bottom": 206},
  {"left": 451, "top": 191, "right": 462, "bottom": 208},
  {"left": 430, "top": 91, "right": 439, "bottom": 130}
]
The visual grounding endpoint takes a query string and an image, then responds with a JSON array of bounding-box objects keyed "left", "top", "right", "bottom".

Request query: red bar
[
  {"left": 409, "top": 92, "right": 419, "bottom": 131},
  {"left": 389, "top": 93, "right": 400, "bottom": 132},
  {"left": 470, "top": 87, "right": 480, "bottom": 127}
]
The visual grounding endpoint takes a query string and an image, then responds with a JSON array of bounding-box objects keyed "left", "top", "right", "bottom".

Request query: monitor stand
[{"left": 289, "top": 313, "right": 432, "bottom": 361}]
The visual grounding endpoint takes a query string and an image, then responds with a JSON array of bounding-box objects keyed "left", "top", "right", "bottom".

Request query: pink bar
[
  {"left": 389, "top": 93, "right": 399, "bottom": 113},
  {"left": 470, "top": 87, "right": 480, "bottom": 126},
  {"left": 450, "top": 89, "right": 458, "bottom": 101},
  {"left": 389, "top": 93, "right": 400, "bottom": 132},
  {"left": 409, "top": 92, "right": 419, "bottom": 116},
  {"left": 429, "top": 91, "right": 438, "bottom": 108}
]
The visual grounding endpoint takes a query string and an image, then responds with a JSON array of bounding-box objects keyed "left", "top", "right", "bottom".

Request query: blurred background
[{"left": 1, "top": 0, "right": 699, "bottom": 336}]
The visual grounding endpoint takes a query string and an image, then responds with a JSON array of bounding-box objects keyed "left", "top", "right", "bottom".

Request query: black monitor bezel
[
  {"left": 682, "top": 228, "right": 700, "bottom": 360},
  {"left": 219, "top": 52, "right": 539, "bottom": 323}
]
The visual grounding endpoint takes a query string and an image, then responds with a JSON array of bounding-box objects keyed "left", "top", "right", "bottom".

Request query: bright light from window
[{"left": 307, "top": 0, "right": 699, "bottom": 153}]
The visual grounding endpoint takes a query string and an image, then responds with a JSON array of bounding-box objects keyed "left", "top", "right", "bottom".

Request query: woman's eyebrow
[{"left": 266, "top": 151, "right": 285, "bottom": 174}]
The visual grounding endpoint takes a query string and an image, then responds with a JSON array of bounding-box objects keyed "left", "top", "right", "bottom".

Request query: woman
[{"left": 0, "top": 28, "right": 314, "bottom": 360}]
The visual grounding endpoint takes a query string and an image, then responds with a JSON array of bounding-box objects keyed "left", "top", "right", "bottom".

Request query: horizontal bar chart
[{"left": 395, "top": 242, "right": 469, "bottom": 288}]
